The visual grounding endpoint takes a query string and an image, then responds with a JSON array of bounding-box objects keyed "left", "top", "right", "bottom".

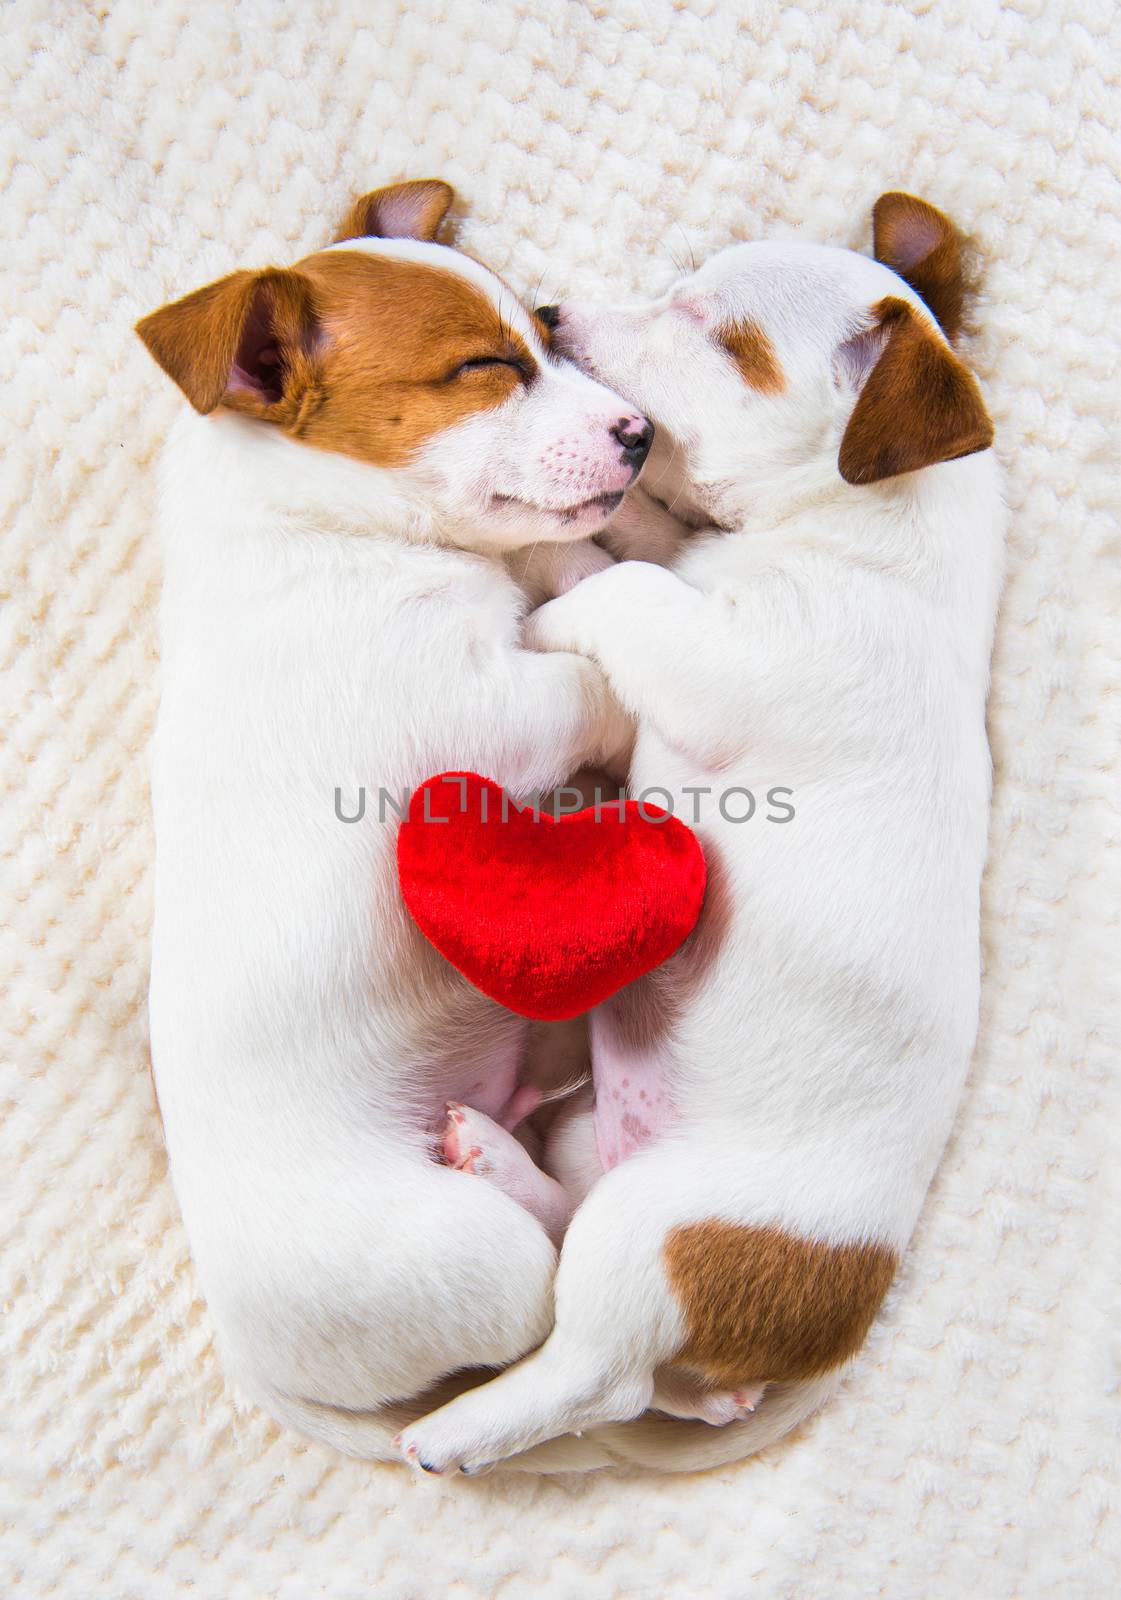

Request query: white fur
[
  {"left": 398, "top": 235, "right": 1006, "bottom": 1474},
  {"left": 147, "top": 236, "right": 649, "bottom": 1459},
  {"left": 8, "top": 5, "right": 1116, "bottom": 1586}
]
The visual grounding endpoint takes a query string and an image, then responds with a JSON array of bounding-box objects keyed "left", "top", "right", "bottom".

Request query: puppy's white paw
[
  {"left": 396, "top": 1402, "right": 496, "bottom": 1477},
  {"left": 652, "top": 1372, "right": 767, "bottom": 1425},
  {"left": 689, "top": 1386, "right": 766, "bottom": 1427},
  {"left": 523, "top": 593, "right": 584, "bottom": 656},
  {"left": 398, "top": 1363, "right": 653, "bottom": 1475}
]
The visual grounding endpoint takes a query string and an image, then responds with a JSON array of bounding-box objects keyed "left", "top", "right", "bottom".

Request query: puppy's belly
[{"left": 440, "top": 1052, "right": 523, "bottom": 1127}]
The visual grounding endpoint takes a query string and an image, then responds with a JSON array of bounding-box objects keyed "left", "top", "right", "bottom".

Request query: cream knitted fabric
[{"left": 2, "top": 2, "right": 1118, "bottom": 1596}]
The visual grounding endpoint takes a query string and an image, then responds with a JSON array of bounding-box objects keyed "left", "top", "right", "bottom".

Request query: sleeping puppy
[
  {"left": 398, "top": 193, "right": 1005, "bottom": 1473},
  {"left": 138, "top": 181, "right": 652, "bottom": 1464}
]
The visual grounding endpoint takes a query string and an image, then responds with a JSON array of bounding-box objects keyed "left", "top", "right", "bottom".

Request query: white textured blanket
[{"left": 3, "top": 2, "right": 1118, "bottom": 1595}]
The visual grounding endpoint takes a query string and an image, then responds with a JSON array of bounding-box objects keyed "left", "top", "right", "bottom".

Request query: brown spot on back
[
  {"left": 873, "top": 191, "right": 965, "bottom": 342},
  {"left": 664, "top": 1220, "right": 896, "bottom": 1387},
  {"left": 136, "top": 251, "right": 539, "bottom": 469},
  {"left": 838, "top": 296, "right": 993, "bottom": 486},
  {"left": 717, "top": 320, "right": 784, "bottom": 393}
]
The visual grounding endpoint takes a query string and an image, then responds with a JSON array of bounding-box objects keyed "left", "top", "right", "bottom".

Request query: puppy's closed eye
[{"left": 448, "top": 356, "right": 529, "bottom": 383}]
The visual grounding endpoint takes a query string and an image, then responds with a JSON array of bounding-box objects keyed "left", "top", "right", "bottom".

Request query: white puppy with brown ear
[
  {"left": 399, "top": 194, "right": 1005, "bottom": 1474},
  {"left": 138, "top": 181, "right": 654, "bottom": 1465}
]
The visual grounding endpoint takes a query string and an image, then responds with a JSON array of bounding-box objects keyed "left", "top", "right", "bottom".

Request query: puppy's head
[
  {"left": 541, "top": 193, "right": 992, "bottom": 526},
  {"left": 136, "top": 181, "right": 652, "bottom": 550}
]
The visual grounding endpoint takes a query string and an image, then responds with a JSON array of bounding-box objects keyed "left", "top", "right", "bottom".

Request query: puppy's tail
[{"left": 504, "top": 1370, "right": 844, "bottom": 1474}]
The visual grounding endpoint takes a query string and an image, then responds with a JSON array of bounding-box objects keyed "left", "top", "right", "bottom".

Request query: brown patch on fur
[
  {"left": 333, "top": 180, "right": 454, "bottom": 245},
  {"left": 136, "top": 251, "right": 540, "bottom": 468},
  {"left": 665, "top": 1221, "right": 897, "bottom": 1386},
  {"left": 838, "top": 296, "right": 993, "bottom": 485},
  {"left": 718, "top": 319, "right": 784, "bottom": 393},
  {"left": 292, "top": 251, "right": 535, "bottom": 466},
  {"left": 873, "top": 192, "right": 965, "bottom": 342}
]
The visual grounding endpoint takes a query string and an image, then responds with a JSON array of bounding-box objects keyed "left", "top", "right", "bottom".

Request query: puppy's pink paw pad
[
  {"left": 457, "top": 1145, "right": 485, "bottom": 1173},
  {"left": 438, "top": 1102, "right": 506, "bottom": 1176},
  {"left": 439, "top": 1103, "right": 471, "bottom": 1167}
]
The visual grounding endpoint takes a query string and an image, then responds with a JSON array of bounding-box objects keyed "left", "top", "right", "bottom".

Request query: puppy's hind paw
[
  {"left": 694, "top": 1386, "right": 766, "bottom": 1426},
  {"left": 437, "top": 1100, "right": 574, "bottom": 1243},
  {"left": 652, "top": 1372, "right": 767, "bottom": 1425},
  {"left": 439, "top": 1102, "right": 496, "bottom": 1175}
]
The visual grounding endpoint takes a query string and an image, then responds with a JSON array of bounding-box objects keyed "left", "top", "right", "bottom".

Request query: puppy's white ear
[
  {"left": 135, "top": 269, "right": 319, "bottom": 416},
  {"left": 837, "top": 298, "right": 993, "bottom": 485},
  {"left": 872, "top": 192, "right": 965, "bottom": 342},
  {"left": 334, "top": 180, "right": 454, "bottom": 244}
]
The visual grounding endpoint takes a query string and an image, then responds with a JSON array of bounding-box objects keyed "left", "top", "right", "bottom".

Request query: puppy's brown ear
[
  {"left": 334, "top": 179, "right": 454, "bottom": 244},
  {"left": 872, "top": 192, "right": 965, "bottom": 342},
  {"left": 838, "top": 297, "right": 993, "bottom": 485},
  {"left": 135, "top": 269, "right": 319, "bottom": 417}
]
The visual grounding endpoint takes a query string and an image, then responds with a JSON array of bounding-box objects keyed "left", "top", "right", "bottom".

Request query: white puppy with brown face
[
  {"left": 139, "top": 181, "right": 653, "bottom": 1464},
  {"left": 399, "top": 194, "right": 1005, "bottom": 1474}
]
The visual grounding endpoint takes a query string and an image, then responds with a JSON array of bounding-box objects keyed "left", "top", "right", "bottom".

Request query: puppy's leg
[
  {"left": 490, "top": 647, "right": 633, "bottom": 796},
  {"left": 441, "top": 1102, "right": 574, "bottom": 1245},
  {"left": 651, "top": 1367, "right": 766, "bottom": 1425},
  {"left": 398, "top": 1142, "right": 894, "bottom": 1473},
  {"left": 207, "top": 1152, "right": 562, "bottom": 1466},
  {"left": 398, "top": 1153, "right": 682, "bottom": 1474},
  {"left": 523, "top": 560, "right": 743, "bottom": 758},
  {"left": 399, "top": 1328, "right": 655, "bottom": 1476}
]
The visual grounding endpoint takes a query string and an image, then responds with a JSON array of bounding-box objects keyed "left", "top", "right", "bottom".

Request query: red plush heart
[{"left": 397, "top": 772, "right": 706, "bottom": 1020}]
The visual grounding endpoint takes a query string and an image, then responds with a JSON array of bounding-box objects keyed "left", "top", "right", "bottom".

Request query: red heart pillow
[{"left": 397, "top": 772, "right": 706, "bottom": 1020}]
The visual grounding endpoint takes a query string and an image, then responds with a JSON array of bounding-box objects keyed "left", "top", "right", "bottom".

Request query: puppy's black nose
[
  {"left": 611, "top": 415, "right": 655, "bottom": 475},
  {"left": 535, "top": 304, "right": 561, "bottom": 329}
]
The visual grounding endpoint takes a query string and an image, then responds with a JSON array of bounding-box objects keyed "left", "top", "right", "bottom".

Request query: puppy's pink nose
[{"left": 611, "top": 415, "right": 654, "bottom": 477}]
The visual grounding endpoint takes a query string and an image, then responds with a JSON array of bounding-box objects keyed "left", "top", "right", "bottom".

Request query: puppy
[
  {"left": 399, "top": 193, "right": 1005, "bottom": 1474},
  {"left": 137, "top": 180, "right": 654, "bottom": 1464}
]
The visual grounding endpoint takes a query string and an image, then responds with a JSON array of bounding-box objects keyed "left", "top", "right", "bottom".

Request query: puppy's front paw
[{"left": 523, "top": 593, "right": 585, "bottom": 657}]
